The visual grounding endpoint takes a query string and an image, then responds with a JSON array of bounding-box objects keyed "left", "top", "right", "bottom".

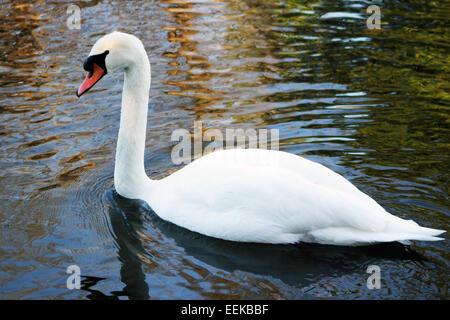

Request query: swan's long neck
[{"left": 114, "top": 50, "right": 152, "bottom": 199}]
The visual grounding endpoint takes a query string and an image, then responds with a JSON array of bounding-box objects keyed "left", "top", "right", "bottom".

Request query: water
[{"left": 0, "top": 0, "right": 448, "bottom": 299}]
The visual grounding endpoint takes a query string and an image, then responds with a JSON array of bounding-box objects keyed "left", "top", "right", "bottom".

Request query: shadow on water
[{"left": 87, "top": 190, "right": 428, "bottom": 299}]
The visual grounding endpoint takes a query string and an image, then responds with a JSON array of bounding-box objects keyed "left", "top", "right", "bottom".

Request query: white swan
[{"left": 77, "top": 32, "right": 445, "bottom": 246}]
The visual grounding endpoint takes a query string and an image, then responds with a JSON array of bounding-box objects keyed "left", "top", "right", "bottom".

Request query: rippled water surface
[{"left": 0, "top": 0, "right": 448, "bottom": 299}]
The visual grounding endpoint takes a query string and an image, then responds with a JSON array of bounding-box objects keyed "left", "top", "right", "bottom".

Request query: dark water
[{"left": 0, "top": 0, "right": 448, "bottom": 299}]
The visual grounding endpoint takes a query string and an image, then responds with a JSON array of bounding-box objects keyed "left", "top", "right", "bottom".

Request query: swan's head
[{"left": 76, "top": 31, "right": 146, "bottom": 97}]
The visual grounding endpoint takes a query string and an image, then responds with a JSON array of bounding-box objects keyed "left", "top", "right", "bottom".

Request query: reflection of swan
[
  {"left": 109, "top": 191, "right": 426, "bottom": 294},
  {"left": 77, "top": 32, "right": 445, "bottom": 246},
  {"left": 107, "top": 191, "right": 149, "bottom": 300},
  {"left": 77, "top": 191, "right": 150, "bottom": 300}
]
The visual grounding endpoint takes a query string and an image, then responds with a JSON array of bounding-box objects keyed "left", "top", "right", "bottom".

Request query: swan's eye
[{"left": 83, "top": 50, "right": 109, "bottom": 74}]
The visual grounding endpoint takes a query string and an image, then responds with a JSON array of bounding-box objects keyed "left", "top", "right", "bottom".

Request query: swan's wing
[
  {"left": 148, "top": 149, "right": 392, "bottom": 243},
  {"left": 187, "top": 148, "right": 368, "bottom": 197}
]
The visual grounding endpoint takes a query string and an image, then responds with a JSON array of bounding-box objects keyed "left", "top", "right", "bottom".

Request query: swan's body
[{"left": 78, "top": 32, "right": 445, "bottom": 246}]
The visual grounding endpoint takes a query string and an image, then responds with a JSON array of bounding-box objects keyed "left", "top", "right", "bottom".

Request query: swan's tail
[
  {"left": 383, "top": 217, "right": 445, "bottom": 243},
  {"left": 306, "top": 218, "right": 445, "bottom": 246}
]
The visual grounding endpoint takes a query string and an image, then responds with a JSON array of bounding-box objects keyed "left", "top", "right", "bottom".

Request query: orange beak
[{"left": 76, "top": 63, "right": 106, "bottom": 97}]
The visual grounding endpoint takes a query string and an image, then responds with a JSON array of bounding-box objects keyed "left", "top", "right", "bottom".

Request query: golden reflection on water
[{"left": 160, "top": 0, "right": 229, "bottom": 115}]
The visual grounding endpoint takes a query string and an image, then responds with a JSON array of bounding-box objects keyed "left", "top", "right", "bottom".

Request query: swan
[{"left": 76, "top": 31, "right": 445, "bottom": 246}]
